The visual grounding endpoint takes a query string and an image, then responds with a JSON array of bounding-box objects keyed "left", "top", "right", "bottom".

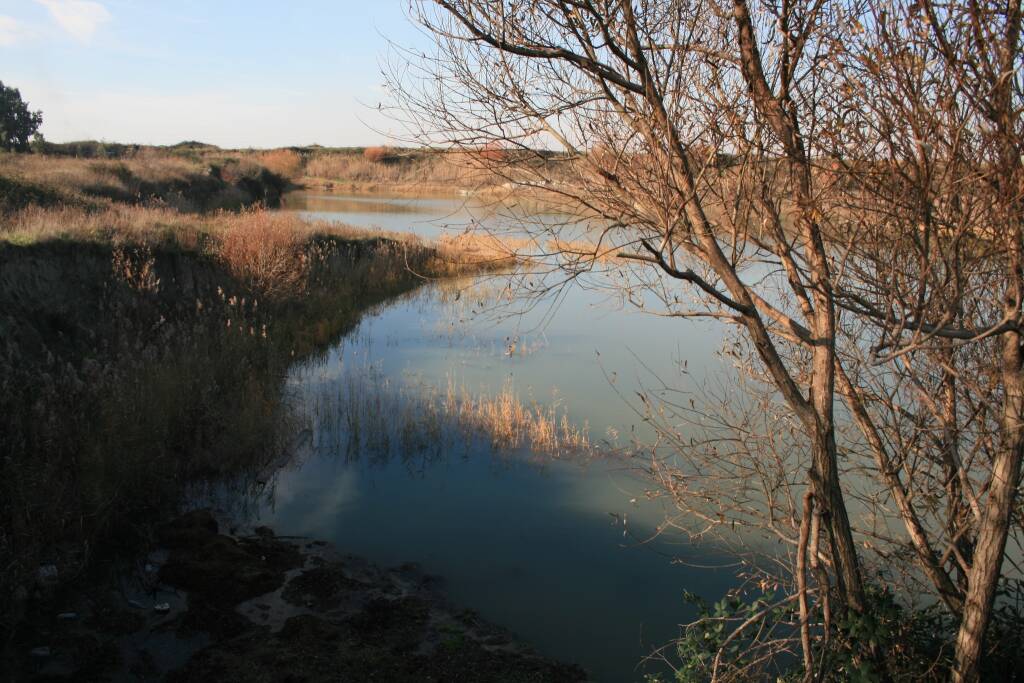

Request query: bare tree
[
  {"left": 828, "top": 2, "right": 1024, "bottom": 680},
  {"left": 391, "top": 1, "right": 1023, "bottom": 679}
]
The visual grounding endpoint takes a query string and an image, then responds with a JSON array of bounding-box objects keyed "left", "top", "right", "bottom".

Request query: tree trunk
[
  {"left": 952, "top": 328, "right": 1024, "bottom": 682},
  {"left": 812, "top": 430, "right": 867, "bottom": 613}
]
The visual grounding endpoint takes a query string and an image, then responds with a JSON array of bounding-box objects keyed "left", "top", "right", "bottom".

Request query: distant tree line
[{"left": 0, "top": 81, "right": 42, "bottom": 153}]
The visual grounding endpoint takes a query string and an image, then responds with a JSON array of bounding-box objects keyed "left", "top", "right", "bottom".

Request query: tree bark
[
  {"left": 952, "top": 328, "right": 1023, "bottom": 682},
  {"left": 953, "top": 6, "right": 1024, "bottom": 673},
  {"left": 798, "top": 491, "right": 815, "bottom": 681},
  {"left": 731, "top": 0, "right": 868, "bottom": 616},
  {"left": 953, "top": 221, "right": 1024, "bottom": 680}
]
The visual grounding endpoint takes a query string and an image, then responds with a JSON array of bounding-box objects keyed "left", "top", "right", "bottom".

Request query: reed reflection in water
[{"left": 241, "top": 269, "right": 738, "bottom": 683}]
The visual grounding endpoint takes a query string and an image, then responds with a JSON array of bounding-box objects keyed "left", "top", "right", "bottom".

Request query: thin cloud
[
  {"left": 0, "top": 15, "right": 28, "bottom": 46},
  {"left": 35, "top": 0, "right": 111, "bottom": 43}
]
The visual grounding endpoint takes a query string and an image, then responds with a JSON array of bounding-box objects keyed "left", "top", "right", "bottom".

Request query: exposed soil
[{"left": 3, "top": 510, "right": 589, "bottom": 682}]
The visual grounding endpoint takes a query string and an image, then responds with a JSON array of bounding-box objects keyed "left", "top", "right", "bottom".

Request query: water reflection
[
  {"left": 281, "top": 190, "right": 601, "bottom": 244},
  {"left": 239, "top": 269, "right": 739, "bottom": 681},
  {"left": 281, "top": 191, "right": 494, "bottom": 240}
]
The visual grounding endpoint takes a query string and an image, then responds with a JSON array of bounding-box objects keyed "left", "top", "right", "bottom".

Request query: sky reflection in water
[{"left": 254, "top": 194, "right": 743, "bottom": 681}]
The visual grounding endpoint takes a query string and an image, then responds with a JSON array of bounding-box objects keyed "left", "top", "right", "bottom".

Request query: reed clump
[
  {"left": 305, "top": 355, "right": 591, "bottom": 465},
  {"left": 444, "top": 379, "right": 590, "bottom": 454},
  {"left": 257, "top": 148, "right": 304, "bottom": 180},
  {"left": 435, "top": 232, "right": 526, "bottom": 270}
]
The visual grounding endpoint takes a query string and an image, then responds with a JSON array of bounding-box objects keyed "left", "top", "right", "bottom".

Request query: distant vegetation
[
  {"left": 0, "top": 145, "right": 292, "bottom": 214},
  {"left": 5, "top": 138, "right": 577, "bottom": 199},
  {"left": 0, "top": 82, "right": 42, "bottom": 152}
]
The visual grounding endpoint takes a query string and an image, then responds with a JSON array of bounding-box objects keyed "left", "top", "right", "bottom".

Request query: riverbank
[
  {"left": 6, "top": 141, "right": 577, "bottom": 203},
  {"left": 298, "top": 176, "right": 469, "bottom": 198},
  {"left": 0, "top": 151, "right": 291, "bottom": 214},
  {"left": 0, "top": 198, "right": 514, "bottom": 669},
  {"left": 3, "top": 510, "right": 586, "bottom": 681}
]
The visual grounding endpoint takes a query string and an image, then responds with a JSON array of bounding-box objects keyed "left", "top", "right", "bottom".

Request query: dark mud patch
[
  {"left": 172, "top": 607, "right": 588, "bottom": 682},
  {"left": 279, "top": 564, "right": 373, "bottom": 613},
  {"left": 156, "top": 510, "right": 303, "bottom": 607},
  {"left": 3, "top": 510, "right": 588, "bottom": 682}
]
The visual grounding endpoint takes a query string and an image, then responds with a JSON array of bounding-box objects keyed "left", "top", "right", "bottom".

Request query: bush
[
  {"left": 0, "top": 176, "right": 68, "bottom": 214},
  {"left": 216, "top": 210, "right": 309, "bottom": 298},
  {"left": 478, "top": 142, "right": 508, "bottom": 163},
  {"left": 655, "top": 583, "right": 1024, "bottom": 682},
  {"left": 258, "top": 149, "right": 304, "bottom": 179},
  {"left": 363, "top": 146, "right": 393, "bottom": 163}
]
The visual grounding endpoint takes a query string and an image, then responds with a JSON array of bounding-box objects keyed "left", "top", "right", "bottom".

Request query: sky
[{"left": 0, "top": 1, "right": 428, "bottom": 148}]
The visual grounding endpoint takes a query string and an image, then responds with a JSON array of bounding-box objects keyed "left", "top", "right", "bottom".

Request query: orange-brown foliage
[
  {"left": 258, "top": 149, "right": 304, "bottom": 179},
  {"left": 478, "top": 142, "right": 508, "bottom": 163},
  {"left": 215, "top": 211, "right": 310, "bottom": 298},
  {"left": 363, "top": 146, "right": 392, "bottom": 163}
]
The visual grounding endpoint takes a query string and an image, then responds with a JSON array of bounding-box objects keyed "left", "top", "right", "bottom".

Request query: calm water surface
[{"left": 257, "top": 192, "right": 744, "bottom": 681}]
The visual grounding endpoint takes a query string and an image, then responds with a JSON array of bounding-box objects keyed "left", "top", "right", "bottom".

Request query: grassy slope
[
  {"left": 0, "top": 149, "right": 289, "bottom": 214},
  {"left": 0, "top": 152, "right": 496, "bottom": 641}
]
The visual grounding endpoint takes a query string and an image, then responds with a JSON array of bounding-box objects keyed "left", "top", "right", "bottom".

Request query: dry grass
[
  {"left": 1, "top": 204, "right": 361, "bottom": 245},
  {"left": 1, "top": 145, "right": 580, "bottom": 207},
  {"left": 304, "top": 150, "right": 489, "bottom": 189},
  {"left": 1, "top": 204, "right": 205, "bottom": 246},
  {"left": 443, "top": 378, "right": 590, "bottom": 454},
  {"left": 0, "top": 151, "right": 198, "bottom": 199},
  {"left": 0, "top": 204, "right": 510, "bottom": 299},
  {"left": 308, "top": 360, "right": 591, "bottom": 462},
  {"left": 257, "top": 149, "right": 304, "bottom": 179},
  {"left": 0, "top": 148, "right": 292, "bottom": 214},
  {"left": 217, "top": 211, "right": 310, "bottom": 298}
]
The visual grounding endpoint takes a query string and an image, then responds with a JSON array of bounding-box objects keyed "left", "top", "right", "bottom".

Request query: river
[{"left": 247, "top": 190, "right": 746, "bottom": 681}]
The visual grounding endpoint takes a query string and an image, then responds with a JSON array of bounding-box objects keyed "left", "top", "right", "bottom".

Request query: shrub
[
  {"left": 258, "top": 149, "right": 304, "bottom": 179},
  {"left": 216, "top": 210, "right": 309, "bottom": 298},
  {"left": 0, "top": 176, "right": 68, "bottom": 214},
  {"left": 478, "top": 142, "right": 508, "bottom": 163},
  {"left": 363, "top": 146, "right": 392, "bottom": 163},
  {"left": 33, "top": 140, "right": 139, "bottom": 159}
]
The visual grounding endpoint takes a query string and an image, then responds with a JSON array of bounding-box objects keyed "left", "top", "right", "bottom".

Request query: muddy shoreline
[{"left": 4, "top": 510, "right": 588, "bottom": 682}]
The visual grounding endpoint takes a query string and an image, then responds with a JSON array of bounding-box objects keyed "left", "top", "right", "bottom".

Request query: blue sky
[{"left": 0, "top": 1, "right": 426, "bottom": 147}]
